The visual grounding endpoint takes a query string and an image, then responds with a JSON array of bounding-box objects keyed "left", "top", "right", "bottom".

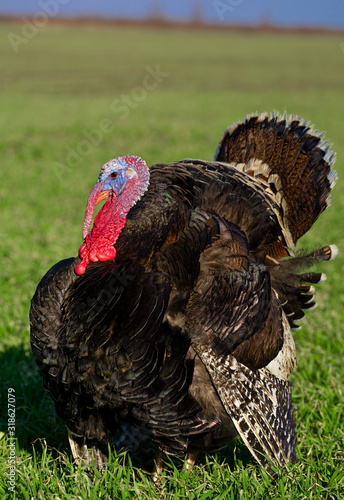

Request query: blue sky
[{"left": 0, "top": 0, "right": 343, "bottom": 28}]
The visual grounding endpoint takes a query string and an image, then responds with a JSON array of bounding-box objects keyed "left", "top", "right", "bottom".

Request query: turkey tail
[{"left": 215, "top": 113, "right": 337, "bottom": 245}]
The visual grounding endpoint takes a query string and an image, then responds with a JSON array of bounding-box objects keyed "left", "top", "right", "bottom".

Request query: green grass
[{"left": 0, "top": 21, "right": 344, "bottom": 499}]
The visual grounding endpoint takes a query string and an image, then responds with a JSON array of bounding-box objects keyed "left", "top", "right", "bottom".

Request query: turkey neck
[{"left": 87, "top": 190, "right": 129, "bottom": 249}]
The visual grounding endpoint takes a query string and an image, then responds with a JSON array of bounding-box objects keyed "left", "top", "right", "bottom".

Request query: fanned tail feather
[{"left": 215, "top": 113, "right": 337, "bottom": 245}]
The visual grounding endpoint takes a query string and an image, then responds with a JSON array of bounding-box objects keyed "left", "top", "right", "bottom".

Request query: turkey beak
[
  {"left": 96, "top": 189, "right": 111, "bottom": 205},
  {"left": 82, "top": 182, "right": 110, "bottom": 240}
]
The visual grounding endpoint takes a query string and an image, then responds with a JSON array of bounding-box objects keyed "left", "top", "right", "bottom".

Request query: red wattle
[
  {"left": 75, "top": 259, "right": 88, "bottom": 276},
  {"left": 79, "top": 242, "right": 87, "bottom": 259},
  {"left": 97, "top": 246, "right": 117, "bottom": 261},
  {"left": 89, "top": 247, "right": 99, "bottom": 262},
  {"left": 76, "top": 198, "right": 126, "bottom": 275}
]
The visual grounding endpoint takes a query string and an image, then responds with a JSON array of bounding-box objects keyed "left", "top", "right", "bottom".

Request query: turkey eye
[{"left": 110, "top": 172, "right": 119, "bottom": 179}]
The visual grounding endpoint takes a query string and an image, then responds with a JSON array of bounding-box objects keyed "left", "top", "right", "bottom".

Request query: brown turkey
[{"left": 30, "top": 113, "right": 337, "bottom": 476}]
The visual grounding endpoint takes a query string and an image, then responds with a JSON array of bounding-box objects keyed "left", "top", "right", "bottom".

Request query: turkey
[{"left": 30, "top": 113, "right": 337, "bottom": 476}]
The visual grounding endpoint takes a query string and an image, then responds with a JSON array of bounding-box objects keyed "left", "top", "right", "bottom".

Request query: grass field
[{"left": 0, "top": 20, "right": 344, "bottom": 499}]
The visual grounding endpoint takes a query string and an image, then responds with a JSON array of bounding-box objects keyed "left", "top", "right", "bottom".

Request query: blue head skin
[
  {"left": 98, "top": 157, "right": 137, "bottom": 195},
  {"left": 81, "top": 155, "right": 150, "bottom": 240}
]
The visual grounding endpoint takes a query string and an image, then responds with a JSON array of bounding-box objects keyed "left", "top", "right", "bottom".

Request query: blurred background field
[{"left": 0, "top": 18, "right": 344, "bottom": 499}]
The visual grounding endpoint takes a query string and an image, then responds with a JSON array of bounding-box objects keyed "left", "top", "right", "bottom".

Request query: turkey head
[{"left": 76, "top": 155, "right": 150, "bottom": 275}]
